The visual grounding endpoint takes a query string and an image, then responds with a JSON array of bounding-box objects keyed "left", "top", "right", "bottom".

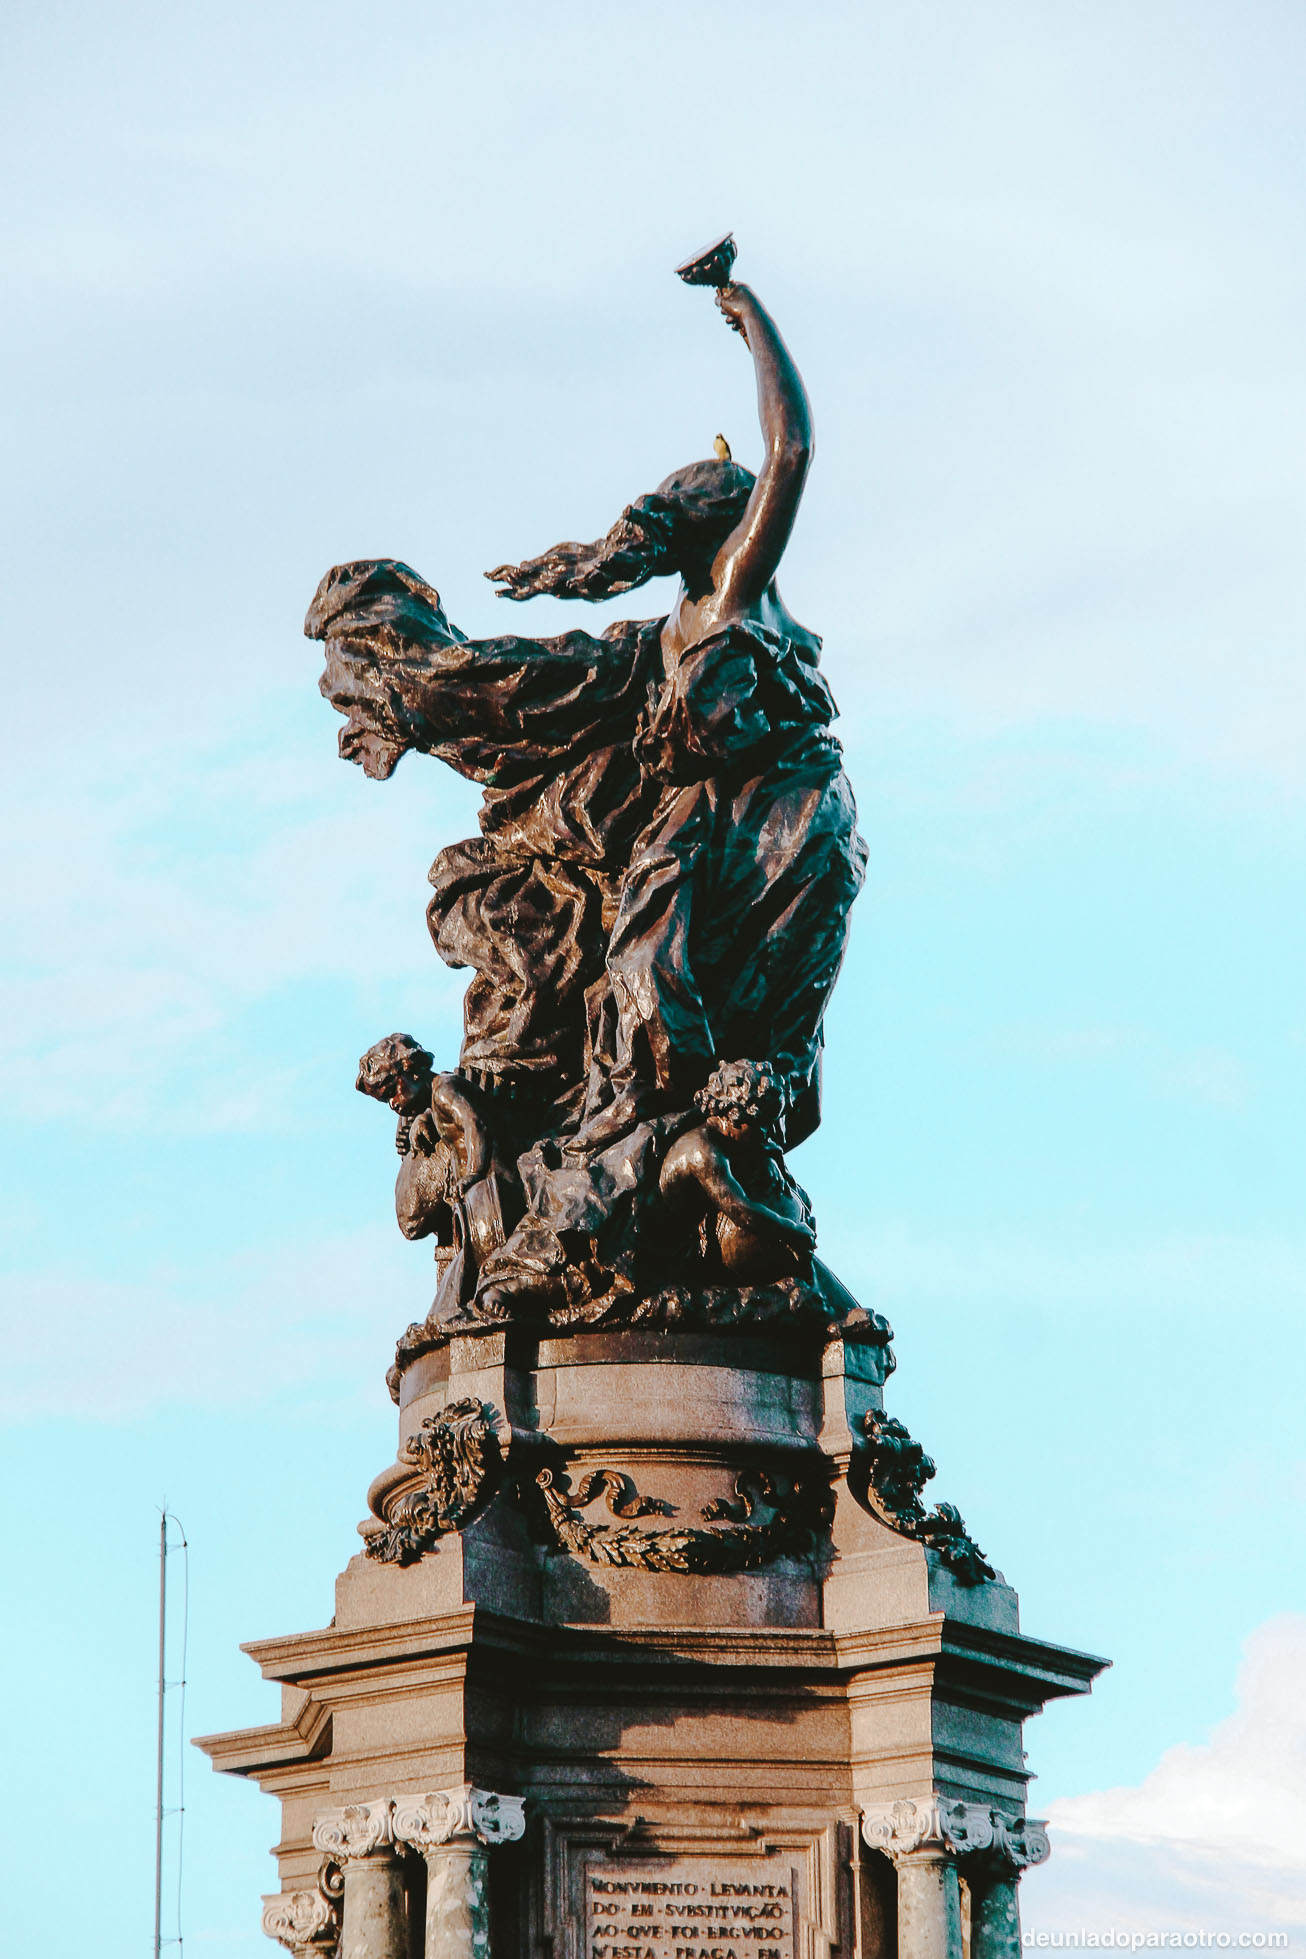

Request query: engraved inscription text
[{"left": 584, "top": 1858, "right": 797, "bottom": 1959}]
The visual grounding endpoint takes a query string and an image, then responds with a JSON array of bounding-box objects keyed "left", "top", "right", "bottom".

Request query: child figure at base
[{"left": 659, "top": 1059, "right": 816, "bottom": 1282}]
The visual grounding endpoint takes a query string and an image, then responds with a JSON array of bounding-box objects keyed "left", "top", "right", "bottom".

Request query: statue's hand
[
  {"left": 485, "top": 559, "right": 535, "bottom": 601},
  {"left": 407, "top": 1109, "right": 440, "bottom": 1156},
  {"left": 716, "top": 283, "right": 754, "bottom": 341}
]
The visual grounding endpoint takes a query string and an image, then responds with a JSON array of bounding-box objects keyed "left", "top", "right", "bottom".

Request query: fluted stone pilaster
[
  {"left": 392, "top": 1786, "right": 525, "bottom": 1959},
  {"left": 313, "top": 1801, "right": 406, "bottom": 1959},
  {"left": 972, "top": 1871, "right": 1022, "bottom": 1959},
  {"left": 862, "top": 1800, "right": 1049, "bottom": 1959}
]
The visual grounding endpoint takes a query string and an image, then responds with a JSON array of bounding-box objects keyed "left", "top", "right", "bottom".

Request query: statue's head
[
  {"left": 694, "top": 1058, "right": 786, "bottom": 1145},
  {"left": 306, "top": 561, "right": 465, "bottom": 780},
  {"left": 486, "top": 456, "right": 756, "bottom": 603},
  {"left": 356, "top": 1032, "right": 435, "bottom": 1115}
]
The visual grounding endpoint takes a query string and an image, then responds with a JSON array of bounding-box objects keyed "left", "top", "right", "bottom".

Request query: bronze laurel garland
[
  {"left": 366, "top": 1398, "right": 988, "bottom": 1581},
  {"left": 534, "top": 1464, "right": 831, "bottom": 1574}
]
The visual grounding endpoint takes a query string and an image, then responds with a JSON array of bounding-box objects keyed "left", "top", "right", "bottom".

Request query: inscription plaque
[{"left": 584, "top": 1857, "right": 798, "bottom": 1959}]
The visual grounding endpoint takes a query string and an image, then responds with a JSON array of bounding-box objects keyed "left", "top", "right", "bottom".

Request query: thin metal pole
[{"left": 155, "top": 1509, "right": 167, "bottom": 1959}]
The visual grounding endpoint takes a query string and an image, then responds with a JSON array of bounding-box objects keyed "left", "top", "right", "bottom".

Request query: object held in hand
[{"left": 675, "top": 232, "right": 737, "bottom": 287}]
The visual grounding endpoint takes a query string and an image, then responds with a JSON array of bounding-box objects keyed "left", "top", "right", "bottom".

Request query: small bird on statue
[{"left": 714, "top": 433, "right": 732, "bottom": 461}]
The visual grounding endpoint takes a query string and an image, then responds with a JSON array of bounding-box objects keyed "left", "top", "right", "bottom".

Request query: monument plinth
[{"left": 197, "top": 246, "right": 1106, "bottom": 1959}]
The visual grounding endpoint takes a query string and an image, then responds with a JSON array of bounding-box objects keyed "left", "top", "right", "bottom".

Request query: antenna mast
[
  {"left": 154, "top": 1509, "right": 187, "bottom": 1957},
  {"left": 154, "top": 1508, "right": 167, "bottom": 1959}
]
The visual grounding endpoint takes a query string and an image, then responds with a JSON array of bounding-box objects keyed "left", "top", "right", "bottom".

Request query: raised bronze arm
[{"left": 709, "top": 283, "right": 814, "bottom": 612}]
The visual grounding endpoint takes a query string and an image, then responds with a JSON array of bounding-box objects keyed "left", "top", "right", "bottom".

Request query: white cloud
[{"left": 1024, "top": 1617, "right": 1306, "bottom": 1935}]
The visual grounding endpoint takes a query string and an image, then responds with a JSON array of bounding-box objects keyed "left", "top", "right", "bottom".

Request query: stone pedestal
[{"left": 199, "top": 1293, "right": 1104, "bottom": 1959}]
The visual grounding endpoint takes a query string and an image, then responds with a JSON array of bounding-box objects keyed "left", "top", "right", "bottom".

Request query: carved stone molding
[
  {"left": 261, "top": 1866, "right": 341, "bottom": 1956},
  {"left": 856, "top": 1410, "right": 996, "bottom": 1584},
  {"left": 534, "top": 1462, "right": 832, "bottom": 1574},
  {"left": 861, "top": 1800, "right": 1050, "bottom": 1872},
  {"left": 388, "top": 1279, "right": 894, "bottom": 1385},
  {"left": 311, "top": 1799, "right": 395, "bottom": 1863},
  {"left": 393, "top": 1785, "right": 526, "bottom": 1850},
  {"left": 363, "top": 1397, "right": 501, "bottom": 1565}
]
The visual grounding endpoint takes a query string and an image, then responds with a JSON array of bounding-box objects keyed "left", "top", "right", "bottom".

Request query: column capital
[
  {"left": 861, "top": 1800, "right": 1050, "bottom": 1872},
  {"left": 311, "top": 1798, "right": 395, "bottom": 1863},
  {"left": 970, "top": 1811, "right": 1050, "bottom": 1875},
  {"left": 261, "top": 1877, "right": 340, "bottom": 1957},
  {"left": 393, "top": 1784, "right": 526, "bottom": 1850}
]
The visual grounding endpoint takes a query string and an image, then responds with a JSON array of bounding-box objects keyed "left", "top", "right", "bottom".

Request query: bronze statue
[{"left": 315, "top": 244, "right": 866, "bottom": 1327}]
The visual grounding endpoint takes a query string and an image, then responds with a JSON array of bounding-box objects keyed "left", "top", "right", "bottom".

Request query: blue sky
[{"left": 2, "top": 1, "right": 1304, "bottom": 1949}]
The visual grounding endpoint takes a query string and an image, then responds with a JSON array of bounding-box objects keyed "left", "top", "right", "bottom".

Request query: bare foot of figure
[{"left": 559, "top": 1086, "right": 660, "bottom": 1157}]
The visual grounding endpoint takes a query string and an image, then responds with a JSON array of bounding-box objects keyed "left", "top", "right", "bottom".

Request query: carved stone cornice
[
  {"left": 861, "top": 1800, "right": 1050, "bottom": 1872},
  {"left": 261, "top": 1867, "right": 340, "bottom": 1956},
  {"left": 311, "top": 1799, "right": 395, "bottom": 1863},
  {"left": 388, "top": 1278, "right": 892, "bottom": 1383},
  {"left": 392, "top": 1785, "right": 526, "bottom": 1851}
]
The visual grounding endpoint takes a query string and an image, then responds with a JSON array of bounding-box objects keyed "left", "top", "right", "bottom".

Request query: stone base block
[{"left": 198, "top": 1306, "right": 1105, "bottom": 1959}]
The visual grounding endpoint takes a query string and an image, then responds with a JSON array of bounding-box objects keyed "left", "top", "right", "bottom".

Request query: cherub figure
[
  {"left": 355, "top": 1035, "right": 522, "bottom": 1303},
  {"left": 659, "top": 1059, "right": 815, "bottom": 1281},
  {"left": 355, "top": 1033, "right": 453, "bottom": 1246}
]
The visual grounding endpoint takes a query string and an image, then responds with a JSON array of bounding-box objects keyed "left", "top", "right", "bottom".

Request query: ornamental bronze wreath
[
  {"left": 365, "top": 1397, "right": 501, "bottom": 1566},
  {"left": 534, "top": 1463, "right": 831, "bottom": 1574},
  {"left": 365, "top": 1403, "right": 831, "bottom": 1575},
  {"left": 856, "top": 1408, "right": 994, "bottom": 1585}
]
